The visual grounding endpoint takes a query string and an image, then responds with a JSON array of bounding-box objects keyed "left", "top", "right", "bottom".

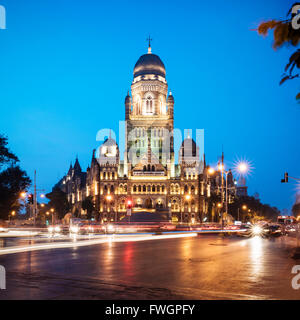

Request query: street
[{"left": 0, "top": 234, "right": 299, "bottom": 300}]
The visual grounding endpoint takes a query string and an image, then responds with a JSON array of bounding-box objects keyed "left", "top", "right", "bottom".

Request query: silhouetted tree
[
  {"left": 46, "top": 187, "right": 70, "bottom": 220},
  {"left": 0, "top": 135, "right": 31, "bottom": 219},
  {"left": 82, "top": 196, "right": 95, "bottom": 220},
  {"left": 257, "top": 3, "right": 300, "bottom": 99}
]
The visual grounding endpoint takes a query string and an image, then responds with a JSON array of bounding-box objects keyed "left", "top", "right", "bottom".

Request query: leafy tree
[
  {"left": 46, "top": 187, "right": 70, "bottom": 220},
  {"left": 228, "top": 195, "right": 280, "bottom": 222},
  {"left": 0, "top": 135, "right": 31, "bottom": 219},
  {"left": 257, "top": 3, "right": 300, "bottom": 99},
  {"left": 207, "top": 193, "right": 222, "bottom": 222},
  {"left": 81, "top": 196, "right": 95, "bottom": 220},
  {"left": 292, "top": 194, "right": 300, "bottom": 216}
]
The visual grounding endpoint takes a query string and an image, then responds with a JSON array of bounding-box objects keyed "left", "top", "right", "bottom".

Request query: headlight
[
  {"left": 107, "top": 224, "right": 115, "bottom": 232},
  {"left": 48, "top": 226, "right": 54, "bottom": 233},
  {"left": 54, "top": 226, "right": 61, "bottom": 233},
  {"left": 70, "top": 226, "right": 79, "bottom": 233},
  {"left": 252, "top": 225, "right": 263, "bottom": 236}
]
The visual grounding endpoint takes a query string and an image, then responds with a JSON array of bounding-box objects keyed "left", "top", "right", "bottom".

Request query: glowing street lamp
[
  {"left": 237, "top": 162, "right": 248, "bottom": 174},
  {"left": 185, "top": 194, "right": 191, "bottom": 201},
  {"left": 20, "top": 192, "right": 26, "bottom": 198},
  {"left": 208, "top": 167, "right": 215, "bottom": 175}
]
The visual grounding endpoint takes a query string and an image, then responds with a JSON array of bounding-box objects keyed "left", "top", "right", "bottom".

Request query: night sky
[{"left": 0, "top": 0, "right": 299, "bottom": 211}]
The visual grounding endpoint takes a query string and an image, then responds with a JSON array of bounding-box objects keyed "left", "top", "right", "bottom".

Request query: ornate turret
[
  {"left": 73, "top": 157, "right": 82, "bottom": 173},
  {"left": 167, "top": 92, "right": 174, "bottom": 119},
  {"left": 125, "top": 91, "right": 131, "bottom": 120}
]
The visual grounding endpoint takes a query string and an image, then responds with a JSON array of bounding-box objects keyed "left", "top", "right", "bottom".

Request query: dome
[
  {"left": 180, "top": 138, "right": 197, "bottom": 157},
  {"left": 99, "top": 138, "right": 119, "bottom": 159},
  {"left": 133, "top": 53, "right": 166, "bottom": 78},
  {"left": 167, "top": 93, "right": 174, "bottom": 103}
]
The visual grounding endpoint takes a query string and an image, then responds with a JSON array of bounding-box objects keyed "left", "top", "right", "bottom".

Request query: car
[
  {"left": 48, "top": 225, "right": 68, "bottom": 235},
  {"left": 69, "top": 222, "right": 105, "bottom": 235},
  {"left": 262, "top": 224, "right": 282, "bottom": 237},
  {"left": 0, "top": 226, "right": 8, "bottom": 233}
]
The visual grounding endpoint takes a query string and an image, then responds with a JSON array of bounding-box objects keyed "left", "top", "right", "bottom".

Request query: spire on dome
[{"left": 146, "top": 35, "right": 152, "bottom": 54}]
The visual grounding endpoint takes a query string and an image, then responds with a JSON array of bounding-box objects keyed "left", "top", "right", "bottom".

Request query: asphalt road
[{"left": 0, "top": 234, "right": 299, "bottom": 300}]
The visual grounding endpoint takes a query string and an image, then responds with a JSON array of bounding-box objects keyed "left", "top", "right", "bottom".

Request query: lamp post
[
  {"left": 185, "top": 194, "right": 191, "bottom": 223},
  {"left": 208, "top": 160, "right": 249, "bottom": 227},
  {"left": 106, "top": 195, "right": 113, "bottom": 221},
  {"left": 238, "top": 204, "right": 247, "bottom": 222},
  {"left": 50, "top": 208, "right": 55, "bottom": 225}
]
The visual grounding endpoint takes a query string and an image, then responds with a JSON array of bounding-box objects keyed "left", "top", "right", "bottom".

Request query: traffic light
[
  {"left": 126, "top": 199, "right": 133, "bottom": 209},
  {"left": 281, "top": 172, "right": 288, "bottom": 183},
  {"left": 28, "top": 194, "right": 34, "bottom": 204}
]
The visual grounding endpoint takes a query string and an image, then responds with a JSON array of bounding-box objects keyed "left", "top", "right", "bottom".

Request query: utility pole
[
  {"left": 221, "top": 151, "right": 224, "bottom": 230},
  {"left": 34, "top": 170, "right": 37, "bottom": 226},
  {"left": 32, "top": 170, "right": 45, "bottom": 226}
]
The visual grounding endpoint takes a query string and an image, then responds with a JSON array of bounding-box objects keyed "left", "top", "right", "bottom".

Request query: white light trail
[{"left": 0, "top": 233, "right": 197, "bottom": 256}]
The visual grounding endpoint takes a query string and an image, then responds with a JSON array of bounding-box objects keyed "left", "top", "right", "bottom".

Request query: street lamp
[
  {"left": 237, "top": 205, "right": 248, "bottom": 222},
  {"left": 237, "top": 162, "right": 248, "bottom": 174},
  {"left": 184, "top": 194, "right": 192, "bottom": 223},
  {"left": 50, "top": 208, "right": 55, "bottom": 224},
  {"left": 106, "top": 195, "right": 115, "bottom": 221},
  {"left": 207, "top": 167, "right": 215, "bottom": 175},
  {"left": 20, "top": 192, "right": 26, "bottom": 198},
  {"left": 219, "top": 161, "right": 249, "bottom": 226}
]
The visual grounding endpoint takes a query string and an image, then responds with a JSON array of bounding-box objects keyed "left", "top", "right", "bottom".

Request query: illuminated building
[{"left": 57, "top": 43, "right": 244, "bottom": 223}]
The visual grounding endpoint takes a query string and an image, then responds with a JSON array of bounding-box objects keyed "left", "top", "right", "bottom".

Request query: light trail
[{"left": 0, "top": 232, "right": 198, "bottom": 256}]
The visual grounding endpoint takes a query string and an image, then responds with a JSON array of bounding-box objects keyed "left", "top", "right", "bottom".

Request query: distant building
[{"left": 236, "top": 175, "right": 248, "bottom": 197}]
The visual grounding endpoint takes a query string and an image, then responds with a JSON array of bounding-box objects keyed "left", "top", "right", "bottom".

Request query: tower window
[{"left": 146, "top": 97, "right": 153, "bottom": 113}]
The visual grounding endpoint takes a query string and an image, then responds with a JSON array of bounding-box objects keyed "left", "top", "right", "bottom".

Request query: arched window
[
  {"left": 143, "top": 185, "right": 146, "bottom": 192},
  {"left": 191, "top": 185, "right": 195, "bottom": 194},
  {"left": 157, "top": 185, "right": 160, "bottom": 193},
  {"left": 152, "top": 165, "right": 155, "bottom": 171},
  {"left": 138, "top": 185, "right": 141, "bottom": 193},
  {"left": 152, "top": 185, "right": 156, "bottom": 193},
  {"left": 143, "top": 165, "right": 146, "bottom": 171},
  {"left": 147, "top": 185, "right": 151, "bottom": 192},
  {"left": 162, "top": 186, "right": 165, "bottom": 193},
  {"left": 124, "top": 184, "right": 127, "bottom": 192},
  {"left": 184, "top": 185, "right": 188, "bottom": 193},
  {"left": 146, "top": 96, "right": 153, "bottom": 113},
  {"left": 133, "top": 185, "right": 137, "bottom": 193},
  {"left": 110, "top": 185, "right": 114, "bottom": 193}
]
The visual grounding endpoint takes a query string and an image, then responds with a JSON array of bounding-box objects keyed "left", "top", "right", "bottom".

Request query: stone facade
[{"left": 56, "top": 46, "right": 244, "bottom": 223}]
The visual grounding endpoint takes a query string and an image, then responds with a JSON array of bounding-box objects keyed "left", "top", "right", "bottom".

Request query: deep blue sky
[{"left": 0, "top": 0, "right": 299, "bottom": 211}]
